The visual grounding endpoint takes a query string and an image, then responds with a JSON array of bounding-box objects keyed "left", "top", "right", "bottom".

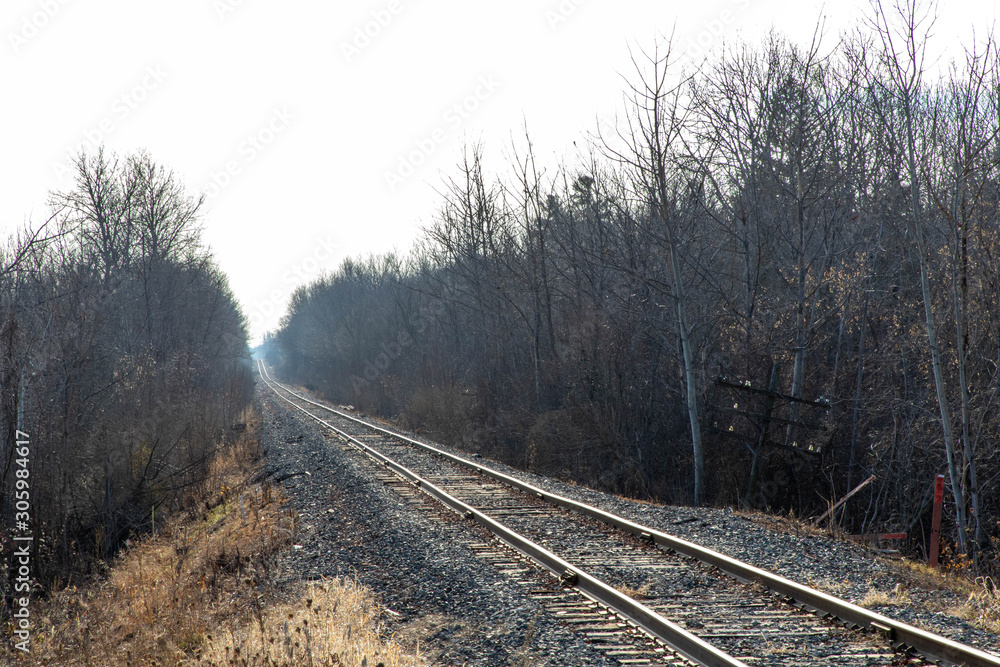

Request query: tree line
[
  {"left": 268, "top": 4, "right": 1000, "bottom": 565},
  {"left": 0, "top": 147, "right": 253, "bottom": 606}
]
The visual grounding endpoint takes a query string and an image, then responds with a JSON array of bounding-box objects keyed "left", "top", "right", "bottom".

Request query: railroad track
[{"left": 257, "top": 360, "right": 1000, "bottom": 667}]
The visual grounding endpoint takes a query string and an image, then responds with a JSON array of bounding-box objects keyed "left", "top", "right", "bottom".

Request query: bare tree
[
  {"left": 865, "top": 0, "right": 969, "bottom": 552},
  {"left": 924, "top": 37, "right": 1000, "bottom": 550},
  {"left": 1, "top": 147, "right": 252, "bottom": 596},
  {"left": 600, "top": 37, "right": 707, "bottom": 504}
]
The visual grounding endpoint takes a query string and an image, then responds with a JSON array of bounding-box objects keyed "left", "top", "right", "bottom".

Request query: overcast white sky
[{"left": 2, "top": 0, "right": 995, "bottom": 344}]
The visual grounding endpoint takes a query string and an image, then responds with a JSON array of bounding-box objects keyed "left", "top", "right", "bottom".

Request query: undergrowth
[{"left": 3, "top": 402, "right": 419, "bottom": 666}]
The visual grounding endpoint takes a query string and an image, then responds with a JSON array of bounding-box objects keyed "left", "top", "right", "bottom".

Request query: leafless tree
[
  {"left": 599, "top": 37, "right": 707, "bottom": 503},
  {"left": 864, "top": 0, "right": 970, "bottom": 553}
]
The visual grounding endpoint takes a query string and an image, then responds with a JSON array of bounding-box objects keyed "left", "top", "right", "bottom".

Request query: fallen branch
[{"left": 813, "top": 475, "right": 876, "bottom": 527}]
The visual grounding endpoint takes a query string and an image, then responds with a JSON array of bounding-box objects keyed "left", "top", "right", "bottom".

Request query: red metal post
[{"left": 929, "top": 474, "right": 944, "bottom": 568}]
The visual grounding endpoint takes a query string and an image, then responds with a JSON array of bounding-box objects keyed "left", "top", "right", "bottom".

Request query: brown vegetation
[
  {"left": 4, "top": 404, "right": 418, "bottom": 666},
  {"left": 0, "top": 147, "right": 254, "bottom": 604}
]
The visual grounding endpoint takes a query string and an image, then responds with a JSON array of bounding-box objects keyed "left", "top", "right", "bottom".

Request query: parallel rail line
[{"left": 257, "top": 360, "right": 1000, "bottom": 667}]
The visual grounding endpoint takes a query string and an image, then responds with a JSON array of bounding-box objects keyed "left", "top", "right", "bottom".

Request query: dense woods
[
  {"left": 268, "top": 7, "right": 1000, "bottom": 567},
  {"left": 0, "top": 148, "right": 253, "bottom": 603}
]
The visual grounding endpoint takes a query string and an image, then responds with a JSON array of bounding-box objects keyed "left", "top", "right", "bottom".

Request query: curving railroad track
[{"left": 257, "top": 360, "right": 1000, "bottom": 667}]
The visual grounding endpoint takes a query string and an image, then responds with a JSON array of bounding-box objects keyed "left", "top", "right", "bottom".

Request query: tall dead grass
[
  {"left": 197, "top": 577, "right": 416, "bottom": 666},
  {"left": 5, "top": 404, "right": 419, "bottom": 666}
]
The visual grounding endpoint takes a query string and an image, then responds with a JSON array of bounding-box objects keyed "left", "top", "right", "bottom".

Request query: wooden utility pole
[
  {"left": 930, "top": 474, "right": 944, "bottom": 568},
  {"left": 743, "top": 362, "right": 780, "bottom": 508}
]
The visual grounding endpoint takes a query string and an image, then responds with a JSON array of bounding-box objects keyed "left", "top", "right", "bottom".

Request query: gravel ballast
[
  {"left": 258, "top": 386, "right": 621, "bottom": 666},
  {"left": 347, "top": 413, "right": 1000, "bottom": 658},
  {"left": 259, "top": 377, "right": 1000, "bottom": 663},
  {"left": 458, "top": 464, "right": 1000, "bottom": 655}
]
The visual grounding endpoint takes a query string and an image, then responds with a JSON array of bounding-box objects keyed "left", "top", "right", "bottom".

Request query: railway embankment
[{"left": 259, "top": 369, "right": 1000, "bottom": 665}]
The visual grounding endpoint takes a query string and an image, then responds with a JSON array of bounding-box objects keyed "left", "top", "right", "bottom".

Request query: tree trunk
[{"left": 903, "top": 103, "right": 968, "bottom": 553}]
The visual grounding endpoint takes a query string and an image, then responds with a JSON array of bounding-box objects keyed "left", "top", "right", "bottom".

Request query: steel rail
[
  {"left": 257, "top": 360, "right": 747, "bottom": 667},
  {"left": 257, "top": 362, "right": 1000, "bottom": 667}
]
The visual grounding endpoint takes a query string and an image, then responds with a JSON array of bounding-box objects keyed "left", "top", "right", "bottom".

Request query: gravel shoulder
[{"left": 260, "top": 377, "right": 1000, "bottom": 662}]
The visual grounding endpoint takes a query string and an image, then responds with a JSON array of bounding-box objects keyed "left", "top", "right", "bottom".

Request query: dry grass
[
  {"left": 196, "top": 577, "right": 419, "bottom": 666},
  {"left": 617, "top": 581, "right": 655, "bottom": 599},
  {"left": 5, "top": 404, "right": 420, "bottom": 666},
  {"left": 951, "top": 577, "right": 1000, "bottom": 634},
  {"left": 858, "top": 583, "right": 912, "bottom": 609},
  {"left": 887, "top": 557, "right": 974, "bottom": 595},
  {"left": 736, "top": 507, "right": 829, "bottom": 540}
]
